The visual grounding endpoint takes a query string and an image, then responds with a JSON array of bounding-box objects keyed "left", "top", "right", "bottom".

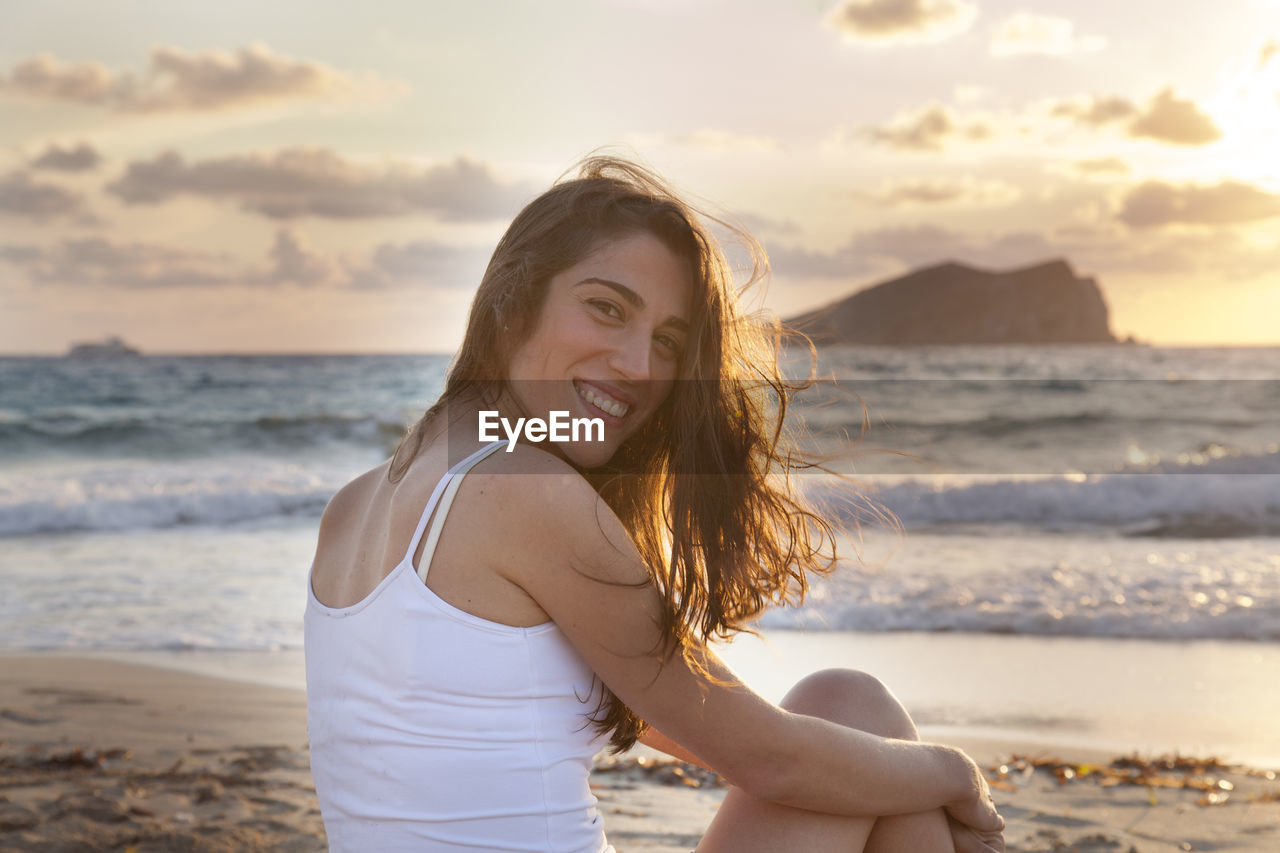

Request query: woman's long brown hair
[{"left": 388, "top": 154, "right": 838, "bottom": 751}]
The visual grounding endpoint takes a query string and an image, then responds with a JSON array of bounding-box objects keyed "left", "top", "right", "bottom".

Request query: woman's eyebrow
[
  {"left": 576, "top": 277, "right": 643, "bottom": 307},
  {"left": 575, "top": 277, "right": 689, "bottom": 332}
]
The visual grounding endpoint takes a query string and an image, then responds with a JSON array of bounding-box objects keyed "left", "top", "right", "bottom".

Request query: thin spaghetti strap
[
  {"left": 404, "top": 440, "right": 508, "bottom": 580},
  {"left": 416, "top": 470, "right": 467, "bottom": 582}
]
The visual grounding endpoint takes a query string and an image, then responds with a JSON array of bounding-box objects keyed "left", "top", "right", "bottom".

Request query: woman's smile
[{"left": 573, "top": 379, "right": 633, "bottom": 421}]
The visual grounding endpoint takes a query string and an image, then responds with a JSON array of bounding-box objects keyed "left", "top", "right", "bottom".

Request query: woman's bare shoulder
[
  {"left": 465, "top": 441, "right": 586, "bottom": 484},
  {"left": 460, "top": 446, "right": 646, "bottom": 594},
  {"left": 460, "top": 444, "right": 600, "bottom": 526},
  {"left": 474, "top": 440, "right": 578, "bottom": 471},
  {"left": 318, "top": 459, "right": 391, "bottom": 532}
]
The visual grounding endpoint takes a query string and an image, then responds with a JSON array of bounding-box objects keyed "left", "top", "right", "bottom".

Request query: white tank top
[{"left": 305, "top": 440, "right": 614, "bottom": 852}]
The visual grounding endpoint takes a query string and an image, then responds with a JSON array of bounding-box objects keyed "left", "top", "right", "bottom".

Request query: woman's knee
[{"left": 779, "top": 668, "right": 919, "bottom": 741}]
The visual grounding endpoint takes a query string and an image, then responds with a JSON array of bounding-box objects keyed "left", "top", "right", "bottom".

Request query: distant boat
[{"left": 67, "top": 335, "right": 142, "bottom": 358}]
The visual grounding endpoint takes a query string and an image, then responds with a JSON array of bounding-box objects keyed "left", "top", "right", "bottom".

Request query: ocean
[{"left": 3, "top": 346, "right": 1279, "bottom": 762}]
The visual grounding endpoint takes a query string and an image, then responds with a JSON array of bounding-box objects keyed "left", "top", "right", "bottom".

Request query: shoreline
[
  {"left": 19, "top": 625, "right": 1280, "bottom": 768},
  {"left": 2, "top": 653, "right": 1277, "bottom": 851}
]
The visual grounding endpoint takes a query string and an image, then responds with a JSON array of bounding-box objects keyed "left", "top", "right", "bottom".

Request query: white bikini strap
[{"left": 405, "top": 440, "right": 508, "bottom": 581}]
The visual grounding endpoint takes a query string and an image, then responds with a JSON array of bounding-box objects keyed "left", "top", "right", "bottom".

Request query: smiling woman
[{"left": 303, "top": 156, "right": 1005, "bottom": 852}]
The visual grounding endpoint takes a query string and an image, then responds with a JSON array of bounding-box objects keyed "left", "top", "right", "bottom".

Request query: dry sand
[{"left": 1, "top": 654, "right": 1277, "bottom": 852}]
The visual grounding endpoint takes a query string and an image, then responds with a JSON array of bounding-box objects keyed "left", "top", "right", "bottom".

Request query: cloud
[
  {"left": 849, "top": 225, "right": 1054, "bottom": 269},
  {"left": 859, "top": 88, "right": 1217, "bottom": 154},
  {"left": 261, "top": 229, "right": 494, "bottom": 291},
  {"left": 1049, "top": 94, "right": 1138, "bottom": 127},
  {"left": 106, "top": 148, "right": 531, "bottom": 222},
  {"left": 2, "top": 236, "right": 238, "bottom": 288},
  {"left": 1050, "top": 89, "right": 1220, "bottom": 145},
  {"left": 345, "top": 238, "right": 493, "bottom": 291},
  {"left": 0, "top": 170, "right": 85, "bottom": 219},
  {"left": 1128, "top": 89, "right": 1221, "bottom": 145},
  {"left": 989, "top": 12, "right": 1106, "bottom": 57},
  {"left": 0, "top": 222, "right": 496, "bottom": 293},
  {"left": 768, "top": 213, "right": 1280, "bottom": 294},
  {"left": 1117, "top": 180, "right": 1280, "bottom": 228},
  {"left": 1049, "top": 223, "right": 1280, "bottom": 280},
  {"left": 863, "top": 104, "right": 994, "bottom": 151},
  {"left": 768, "top": 224, "right": 1059, "bottom": 281},
  {"left": 825, "top": 0, "right": 978, "bottom": 45},
  {"left": 261, "top": 227, "right": 336, "bottom": 287},
  {"left": 234, "top": 226, "right": 494, "bottom": 290},
  {"left": 1259, "top": 39, "right": 1278, "bottom": 69},
  {"left": 0, "top": 56, "right": 116, "bottom": 105},
  {"left": 0, "top": 244, "right": 45, "bottom": 265},
  {"left": 0, "top": 44, "right": 401, "bottom": 112},
  {"left": 2, "top": 228, "right": 337, "bottom": 290},
  {"left": 852, "top": 176, "right": 1020, "bottom": 207},
  {"left": 30, "top": 141, "right": 101, "bottom": 172},
  {"left": 767, "top": 242, "right": 874, "bottom": 280}
]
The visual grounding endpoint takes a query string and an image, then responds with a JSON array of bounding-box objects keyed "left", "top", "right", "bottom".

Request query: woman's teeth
[{"left": 575, "top": 381, "right": 629, "bottom": 418}]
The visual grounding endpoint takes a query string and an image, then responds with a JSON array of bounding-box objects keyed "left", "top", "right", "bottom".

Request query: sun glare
[{"left": 1199, "top": 49, "right": 1280, "bottom": 184}]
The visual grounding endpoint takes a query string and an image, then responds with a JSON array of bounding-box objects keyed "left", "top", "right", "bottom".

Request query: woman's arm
[
  {"left": 467, "top": 452, "right": 997, "bottom": 829},
  {"left": 638, "top": 726, "right": 710, "bottom": 770}
]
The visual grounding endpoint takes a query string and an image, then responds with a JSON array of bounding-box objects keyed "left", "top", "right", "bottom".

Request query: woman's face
[{"left": 505, "top": 230, "right": 693, "bottom": 468}]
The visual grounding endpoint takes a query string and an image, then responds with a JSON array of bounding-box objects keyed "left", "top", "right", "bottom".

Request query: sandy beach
[{"left": 2, "top": 655, "right": 1277, "bottom": 852}]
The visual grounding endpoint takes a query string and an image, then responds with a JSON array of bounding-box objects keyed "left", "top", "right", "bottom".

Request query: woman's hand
[{"left": 943, "top": 750, "right": 1005, "bottom": 852}]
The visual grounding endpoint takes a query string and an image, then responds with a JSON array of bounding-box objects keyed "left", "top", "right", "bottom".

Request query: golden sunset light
[
  {"left": 5, "top": 7, "right": 1280, "bottom": 851},
  {"left": 1, "top": 1, "right": 1278, "bottom": 353}
]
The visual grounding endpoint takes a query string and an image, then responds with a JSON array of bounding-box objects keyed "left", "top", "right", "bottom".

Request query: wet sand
[
  {"left": 0, "top": 655, "right": 323, "bottom": 852},
  {"left": 1, "top": 655, "right": 1277, "bottom": 852}
]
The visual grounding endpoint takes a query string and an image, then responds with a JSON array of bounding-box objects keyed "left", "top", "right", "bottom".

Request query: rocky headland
[{"left": 786, "top": 258, "right": 1119, "bottom": 345}]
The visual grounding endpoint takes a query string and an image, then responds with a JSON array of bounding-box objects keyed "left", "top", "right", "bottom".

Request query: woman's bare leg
[{"left": 695, "top": 669, "right": 954, "bottom": 853}]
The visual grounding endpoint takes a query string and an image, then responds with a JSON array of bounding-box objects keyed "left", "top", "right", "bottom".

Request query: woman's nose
[{"left": 608, "top": 330, "right": 651, "bottom": 380}]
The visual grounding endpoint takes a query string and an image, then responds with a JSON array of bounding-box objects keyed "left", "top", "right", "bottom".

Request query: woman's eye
[
  {"left": 655, "top": 333, "right": 683, "bottom": 357},
  {"left": 588, "top": 299, "right": 623, "bottom": 320}
]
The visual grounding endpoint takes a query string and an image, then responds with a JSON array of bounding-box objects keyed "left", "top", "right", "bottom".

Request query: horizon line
[{"left": 6, "top": 342, "right": 1280, "bottom": 357}]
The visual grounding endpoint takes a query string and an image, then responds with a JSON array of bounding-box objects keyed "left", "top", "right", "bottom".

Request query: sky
[{"left": 1, "top": 0, "right": 1278, "bottom": 354}]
